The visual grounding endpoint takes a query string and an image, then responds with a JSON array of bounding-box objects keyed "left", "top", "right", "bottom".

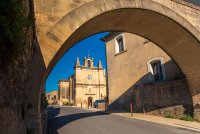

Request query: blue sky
[
  {"left": 184, "top": 0, "right": 200, "bottom": 6},
  {"left": 46, "top": 32, "right": 109, "bottom": 93}
]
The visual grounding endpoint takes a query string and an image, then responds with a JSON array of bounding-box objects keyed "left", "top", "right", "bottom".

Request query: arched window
[
  {"left": 147, "top": 57, "right": 166, "bottom": 82},
  {"left": 87, "top": 60, "right": 91, "bottom": 68},
  {"left": 150, "top": 60, "right": 163, "bottom": 81}
]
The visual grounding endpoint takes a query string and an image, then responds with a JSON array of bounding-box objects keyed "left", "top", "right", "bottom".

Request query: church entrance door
[{"left": 88, "top": 97, "right": 92, "bottom": 108}]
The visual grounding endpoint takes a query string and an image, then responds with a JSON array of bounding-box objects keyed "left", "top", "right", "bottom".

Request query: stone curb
[{"left": 110, "top": 113, "right": 200, "bottom": 132}]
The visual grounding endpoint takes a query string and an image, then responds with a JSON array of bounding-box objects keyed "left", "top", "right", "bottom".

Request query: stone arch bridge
[{"left": 31, "top": 0, "right": 200, "bottom": 133}]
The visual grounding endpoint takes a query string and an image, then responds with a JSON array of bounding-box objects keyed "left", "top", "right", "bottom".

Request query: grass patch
[{"left": 180, "top": 115, "right": 195, "bottom": 122}]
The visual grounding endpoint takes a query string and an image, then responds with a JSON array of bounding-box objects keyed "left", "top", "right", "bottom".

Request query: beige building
[
  {"left": 46, "top": 91, "right": 58, "bottom": 105},
  {"left": 58, "top": 56, "right": 107, "bottom": 107},
  {"left": 58, "top": 80, "right": 71, "bottom": 105},
  {"left": 102, "top": 32, "right": 192, "bottom": 116}
]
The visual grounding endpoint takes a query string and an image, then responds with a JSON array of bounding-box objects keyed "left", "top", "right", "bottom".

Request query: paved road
[{"left": 47, "top": 106, "right": 198, "bottom": 134}]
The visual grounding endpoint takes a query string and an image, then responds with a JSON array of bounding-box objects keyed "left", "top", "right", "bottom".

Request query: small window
[
  {"left": 87, "top": 60, "right": 91, "bottom": 68},
  {"left": 117, "top": 36, "right": 124, "bottom": 52},
  {"left": 147, "top": 57, "right": 166, "bottom": 82},
  {"left": 115, "top": 34, "right": 125, "bottom": 54},
  {"left": 150, "top": 60, "right": 163, "bottom": 81}
]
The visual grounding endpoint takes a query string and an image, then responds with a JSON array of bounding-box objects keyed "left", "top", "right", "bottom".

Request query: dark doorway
[{"left": 88, "top": 97, "right": 92, "bottom": 107}]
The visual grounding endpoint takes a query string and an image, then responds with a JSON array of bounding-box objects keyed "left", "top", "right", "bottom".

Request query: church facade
[{"left": 58, "top": 56, "right": 107, "bottom": 107}]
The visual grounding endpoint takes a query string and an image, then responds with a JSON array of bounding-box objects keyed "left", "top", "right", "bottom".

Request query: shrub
[
  {"left": 69, "top": 102, "right": 74, "bottom": 106},
  {"left": 63, "top": 102, "right": 74, "bottom": 106},
  {"left": 63, "top": 102, "right": 69, "bottom": 106},
  {"left": 41, "top": 92, "right": 48, "bottom": 108},
  {"left": 180, "top": 115, "right": 195, "bottom": 121}
]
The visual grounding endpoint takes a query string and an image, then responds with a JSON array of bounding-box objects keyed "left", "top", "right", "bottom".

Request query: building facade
[
  {"left": 102, "top": 32, "right": 193, "bottom": 116},
  {"left": 58, "top": 56, "right": 107, "bottom": 107},
  {"left": 46, "top": 91, "right": 58, "bottom": 105},
  {"left": 58, "top": 80, "right": 71, "bottom": 105}
]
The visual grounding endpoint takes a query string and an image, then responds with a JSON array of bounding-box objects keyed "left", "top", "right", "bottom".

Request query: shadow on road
[
  {"left": 47, "top": 107, "right": 61, "bottom": 134},
  {"left": 47, "top": 107, "right": 109, "bottom": 134},
  {"left": 48, "top": 107, "right": 61, "bottom": 117},
  {"left": 54, "top": 111, "right": 109, "bottom": 130}
]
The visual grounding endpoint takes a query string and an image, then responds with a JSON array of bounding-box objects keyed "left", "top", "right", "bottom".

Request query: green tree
[{"left": 41, "top": 92, "right": 48, "bottom": 108}]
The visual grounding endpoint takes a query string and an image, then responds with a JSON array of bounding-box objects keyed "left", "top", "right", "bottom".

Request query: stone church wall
[
  {"left": 74, "top": 59, "right": 107, "bottom": 108},
  {"left": 109, "top": 79, "right": 193, "bottom": 118}
]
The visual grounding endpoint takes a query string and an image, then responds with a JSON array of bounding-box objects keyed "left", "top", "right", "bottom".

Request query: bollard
[
  {"left": 105, "top": 103, "right": 107, "bottom": 112},
  {"left": 130, "top": 102, "right": 133, "bottom": 117}
]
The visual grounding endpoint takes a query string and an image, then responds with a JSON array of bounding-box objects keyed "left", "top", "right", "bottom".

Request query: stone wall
[
  {"left": 0, "top": 67, "right": 29, "bottom": 133},
  {"left": 0, "top": 31, "right": 33, "bottom": 132},
  {"left": 109, "top": 79, "right": 193, "bottom": 118},
  {"left": 0, "top": 0, "right": 45, "bottom": 134},
  {"left": 33, "top": 0, "right": 200, "bottom": 68}
]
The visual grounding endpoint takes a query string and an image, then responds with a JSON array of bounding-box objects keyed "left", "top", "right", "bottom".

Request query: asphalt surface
[{"left": 47, "top": 106, "right": 199, "bottom": 134}]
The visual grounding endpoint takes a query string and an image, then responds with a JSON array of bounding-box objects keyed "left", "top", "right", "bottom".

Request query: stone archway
[
  {"left": 39, "top": 0, "right": 200, "bottom": 119},
  {"left": 35, "top": 0, "right": 200, "bottom": 123},
  {"left": 3, "top": 0, "right": 200, "bottom": 134}
]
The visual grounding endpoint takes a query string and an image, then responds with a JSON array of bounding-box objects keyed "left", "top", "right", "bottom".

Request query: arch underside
[
  {"left": 48, "top": 8, "right": 200, "bottom": 77},
  {"left": 41, "top": 0, "right": 200, "bottom": 106}
]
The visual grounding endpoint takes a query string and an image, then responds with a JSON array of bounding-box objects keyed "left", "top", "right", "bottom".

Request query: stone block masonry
[
  {"left": 0, "top": 0, "right": 46, "bottom": 134},
  {"left": 109, "top": 79, "right": 193, "bottom": 118}
]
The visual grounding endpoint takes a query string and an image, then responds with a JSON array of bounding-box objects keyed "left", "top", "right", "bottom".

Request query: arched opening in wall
[
  {"left": 147, "top": 57, "right": 166, "bottom": 82},
  {"left": 87, "top": 60, "right": 91, "bottom": 68},
  {"left": 39, "top": 1, "right": 200, "bottom": 130},
  {"left": 45, "top": 31, "right": 193, "bottom": 121},
  {"left": 45, "top": 32, "right": 108, "bottom": 108},
  {"left": 88, "top": 97, "right": 93, "bottom": 108}
]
